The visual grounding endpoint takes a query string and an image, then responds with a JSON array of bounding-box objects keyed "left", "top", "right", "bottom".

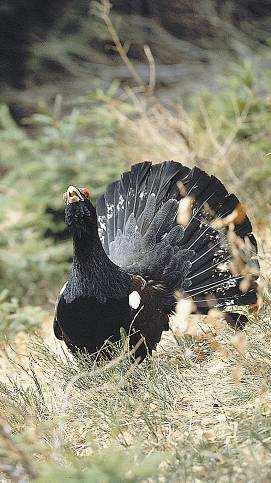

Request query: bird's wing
[
  {"left": 53, "top": 282, "right": 67, "bottom": 340},
  {"left": 96, "top": 161, "right": 259, "bottom": 314},
  {"left": 53, "top": 316, "right": 63, "bottom": 340},
  {"left": 126, "top": 275, "right": 170, "bottom": 361}
]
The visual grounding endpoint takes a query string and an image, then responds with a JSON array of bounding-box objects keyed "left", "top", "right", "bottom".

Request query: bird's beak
[{"left": 63, "top": 186, "right": 84, "bottom": 204}]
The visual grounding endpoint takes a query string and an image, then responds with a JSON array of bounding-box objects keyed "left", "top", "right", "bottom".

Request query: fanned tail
[{"left": 96, "top": 161, "right": 259, "bottom": 318}]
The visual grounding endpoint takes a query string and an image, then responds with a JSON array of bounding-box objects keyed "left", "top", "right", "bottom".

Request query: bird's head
[{"left": 63, "top": 185, "right": 96, "bottom": 238}]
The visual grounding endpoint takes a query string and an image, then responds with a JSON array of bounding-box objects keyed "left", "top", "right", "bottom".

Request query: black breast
[{"left": 56, "top": 295, "right": 131, "bottom": 356}]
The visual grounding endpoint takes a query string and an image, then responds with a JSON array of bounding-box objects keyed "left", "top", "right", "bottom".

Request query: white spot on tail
[{"left": 129, "top": 291, "right": 141, "bottom": 310}]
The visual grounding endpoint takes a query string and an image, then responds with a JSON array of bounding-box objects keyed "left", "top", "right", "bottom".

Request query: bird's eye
[{"left": 81, "top": 187, "right": 90, "bottom": 198}]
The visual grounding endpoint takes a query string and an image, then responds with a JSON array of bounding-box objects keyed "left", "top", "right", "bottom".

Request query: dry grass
[{"left": 0, "top": 278, "right": 271, "bottom": 480}]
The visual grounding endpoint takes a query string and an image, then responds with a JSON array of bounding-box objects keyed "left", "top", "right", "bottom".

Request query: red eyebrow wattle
[{"left": 81, "top": 187, "right": 90, "bottom": 198}]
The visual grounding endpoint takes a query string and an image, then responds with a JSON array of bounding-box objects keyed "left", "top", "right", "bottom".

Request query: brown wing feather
[{"left": 129, "top": 276, "right": 169, "bottom": 361}]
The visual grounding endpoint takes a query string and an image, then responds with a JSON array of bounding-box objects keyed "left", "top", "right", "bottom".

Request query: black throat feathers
[{"left": 64, "top": 219, "right": 132, "bottom": 304}]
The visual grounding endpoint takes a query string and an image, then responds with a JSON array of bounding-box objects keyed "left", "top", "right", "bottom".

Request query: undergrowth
[{"left": 1, "top": 309, "right": 271, "bottom": 481}]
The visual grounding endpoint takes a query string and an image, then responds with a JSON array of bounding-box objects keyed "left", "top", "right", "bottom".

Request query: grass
[
  {"left": 1, "top": 302, "right": 271, "bottom": 481},
  {"left": 0, "top": 6, "right": 271, "bottom": 480}
]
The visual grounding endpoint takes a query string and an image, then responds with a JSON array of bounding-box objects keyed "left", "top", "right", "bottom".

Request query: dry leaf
[
  {"left": 177, "top": 196, "right": 193, "bottom": 227},
  {"left": 202, "top": 430, "right": 215, "bottom": 441},
  {"left": 232, "top": 364, "right": 244, "bottom": 386},
  {"left": 239, "top": 275, "right": 252, "bottom": 293},
  {"left": 232, "top": 332, "right": 247, "bottom": 354}
]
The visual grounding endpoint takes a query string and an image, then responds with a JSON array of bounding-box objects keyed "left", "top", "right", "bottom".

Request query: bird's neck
[{"left": 64, "top": 225, "right": 132, "bottom": 303}]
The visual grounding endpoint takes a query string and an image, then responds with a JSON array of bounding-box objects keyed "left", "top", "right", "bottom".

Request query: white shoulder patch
[
  {"left": 54, "top": 281, "right": 68, "bottom": 319},
  {"left": 59, "top": 281, "right": 68, "bottom": 297},
  {"left": 129, "top": 291, "right": 141, "bottom": 310}
]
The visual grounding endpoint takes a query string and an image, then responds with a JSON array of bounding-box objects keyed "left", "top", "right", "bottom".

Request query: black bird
[{"left": 54, "top": 161, "right": 259, "bottom": 361}]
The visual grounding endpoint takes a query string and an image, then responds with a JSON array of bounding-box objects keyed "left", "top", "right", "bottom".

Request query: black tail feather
[{"left": 96, "top": 161, "right": 259, "bottom": 315}]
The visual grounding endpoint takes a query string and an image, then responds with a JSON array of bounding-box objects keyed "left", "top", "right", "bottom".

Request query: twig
[
  {"left": 144, "top": 44, "right": 156, "bottom": 94},
  {"left": 97, "top": 0, "right": 146, "bottom": 91}
]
